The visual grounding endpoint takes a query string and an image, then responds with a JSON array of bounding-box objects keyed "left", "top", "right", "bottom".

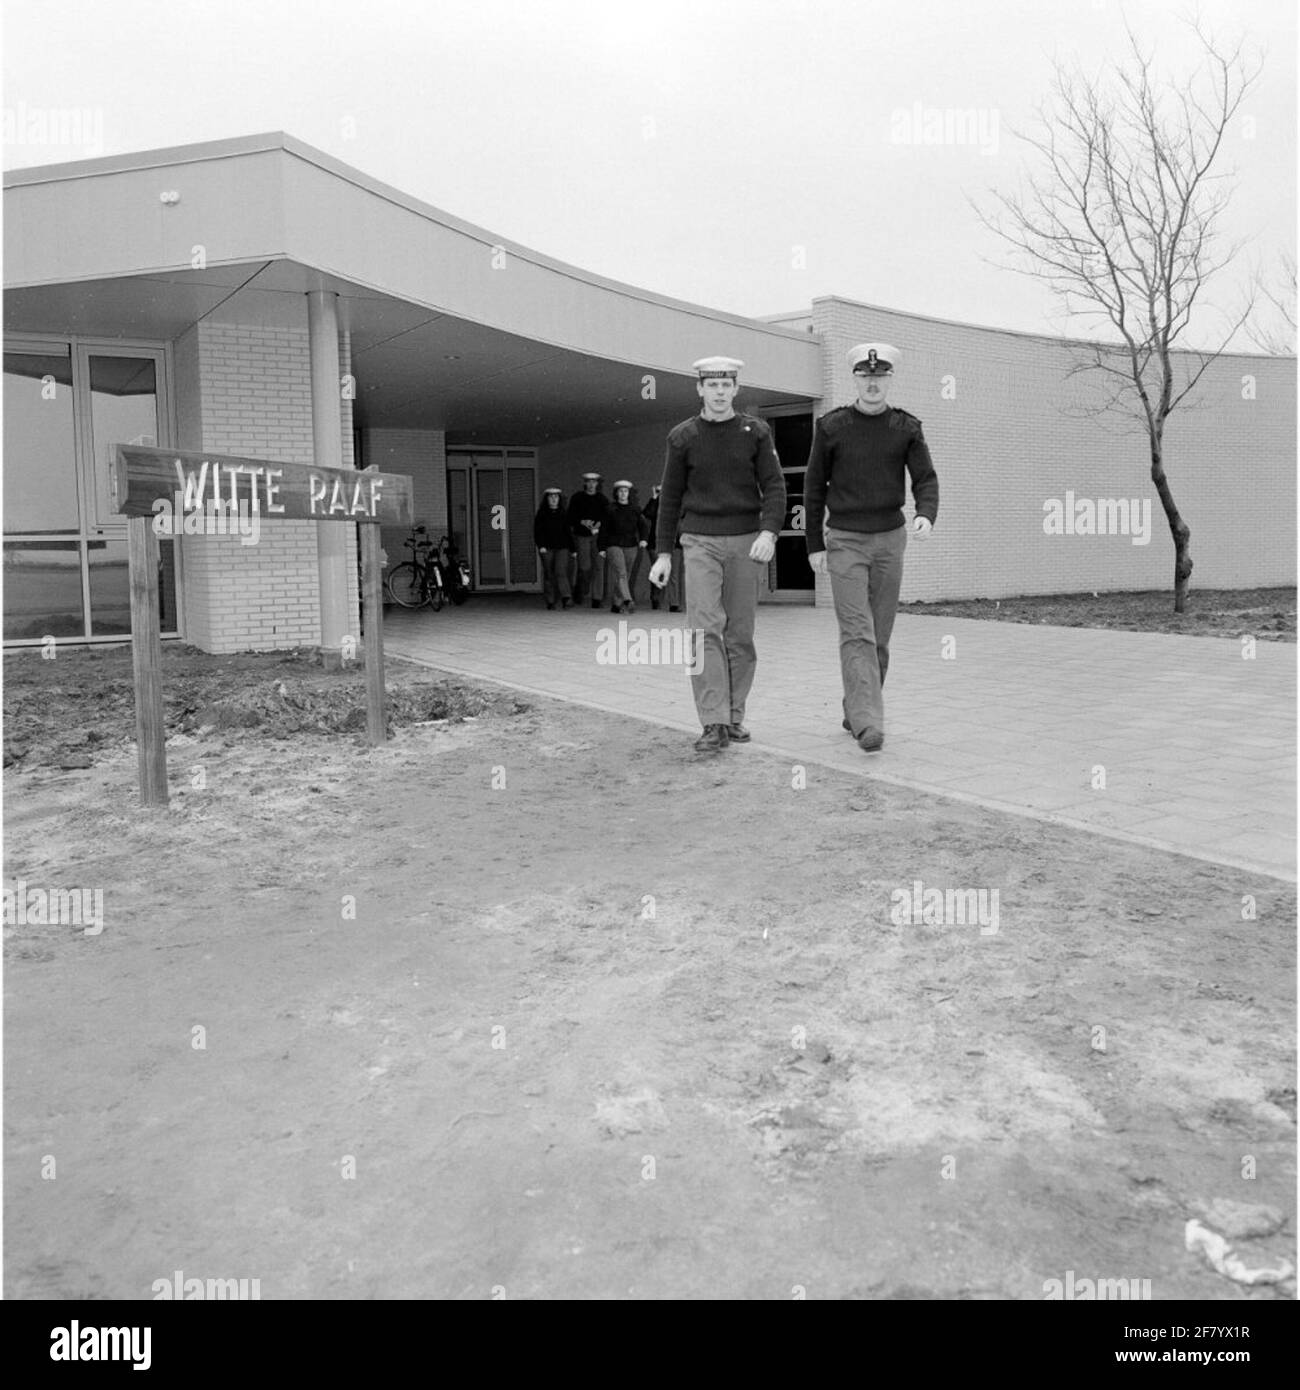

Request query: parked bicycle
[
  {"left": 386, "top": 525, "right": 447, "bottom": 610},
  {"left": 438, "top": 533, "right": 472, "bottom": 605}
]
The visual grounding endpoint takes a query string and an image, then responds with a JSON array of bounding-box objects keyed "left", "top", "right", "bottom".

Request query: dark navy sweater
[
  {"left": 601, "top": 502, "right": 649, "bottom": 549},
  {"left": 803, "top": 404, "right": 938, "bottom": 552},
  {"left": 655, "top": 413, "right": 786, "bottom": 553}
]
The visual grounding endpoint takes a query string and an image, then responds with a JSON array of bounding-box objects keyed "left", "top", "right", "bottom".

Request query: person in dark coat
[
  {"left": 804, "top": 341, "right": 938, "bottom": 753},
  {"left": 566, "top": 472, "right": 609, "bottom": 608},
  {"left": 535, "top": 486, "right": 573, "bottom": 609},
  {"left": 600, "top": 480, "right": 649, "bottom": 613},
  {"left": 650, "top": 355, "right": 786, "bottom": 754}
]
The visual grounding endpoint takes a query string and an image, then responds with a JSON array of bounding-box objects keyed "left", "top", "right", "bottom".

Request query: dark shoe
[
  {"left": 693, "top": 724, "right": 730, "bottom": 753},
  {"left": 856, "top": 728, "right": 885, "bottom": 753},
  {"left": 669, "top": 605, "right": 681, "bottom": 613},
  {"left": 651, "top": 600, "right": 660, "bottom": 610},
  {"left": 561, "top": 598, "right": 572, "bottom": 609},
  {"left": 625, "top": 601, "right": 636, "bottom": 614},
  {"left": 592, "top": 600, "right": 602, "bottom": 610},
  {"left": 726, "top": 723, "right": 751, "bottom": 743},
  {"left": 546, "top": 601, "right": 555, "bottom": 610}
]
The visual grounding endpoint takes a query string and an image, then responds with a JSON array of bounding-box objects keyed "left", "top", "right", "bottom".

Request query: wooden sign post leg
[
  {"left": 359, "top": 522, "right": 387, "bottom": 745},
  {"left": 127, "top": 515, "right": 168, "bottom": 804}
]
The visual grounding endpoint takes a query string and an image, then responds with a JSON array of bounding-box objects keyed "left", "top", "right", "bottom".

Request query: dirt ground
[
  {"left": 901, "top": 586, "right": 1296, "bottom": 642},
  {"left": 2, "top": 646, "right": 1295, "bottom": 1300}
]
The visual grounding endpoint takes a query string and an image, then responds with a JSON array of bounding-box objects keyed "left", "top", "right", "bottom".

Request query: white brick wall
[
  {"left": 363, "top": 427, "right": 447, "bottom": 567},
  {"left": 168, "top": 294, "right": 1292, "bottom": 641},
  {"left": 810, "top": 296, "right": 1296, "bottom": 602},
  {"left": 173, "top": 313, "right": 360, "bottom": 653}
]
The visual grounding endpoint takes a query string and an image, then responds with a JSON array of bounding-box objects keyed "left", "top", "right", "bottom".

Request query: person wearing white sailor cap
[
  {"left": 803, "top": 339, "right": 938, "bottom": 752},
  {"left": 566, "top": 471, "right": 610, "bottom": 607},
  {"left": 650, "top": 355, "right": 787, "bottom": 754},
  {"left": 534, "top": 485, "right": 573, "bottom": 609},
  {"left": 600, "top": 478, "right": 650, "bottom": 614}
]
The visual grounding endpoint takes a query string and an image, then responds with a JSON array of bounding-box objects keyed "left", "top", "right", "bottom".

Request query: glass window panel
[
  {"left": 87, "top": 539, "right": 177, "bottom": 637},
  {"left": 87, "top": 539, "right": 129, "bottom": 635},
  {"left": 3, "top": 350, "right": 79, "bottom": 533},
  {"left": 475, "top": 469, "right": 506, "bottom": 586},
  {"left": 507, "top": 466, "right": 537, "bottom": 584},
  {"left": 447, "top": 468, "right": 470, "bottom": 565},
  {"left": 88, "top": 355, "right": 158, "bottom": 528},
  {"left": 3, "top": 540, "right": 84, "bottom": 640},
  {"left": 159, "top": 539, "right": 177, "bottom": 633}
]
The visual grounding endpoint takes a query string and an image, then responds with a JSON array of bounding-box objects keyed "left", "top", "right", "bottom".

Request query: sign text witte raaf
[{"left": 113, "top": 445, "right": 413, "bottom": 527}]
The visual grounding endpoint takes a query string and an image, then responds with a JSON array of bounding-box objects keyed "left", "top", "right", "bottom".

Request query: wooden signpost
[{"left": 114, "top": 444, "right": 415, "bottom": 807}]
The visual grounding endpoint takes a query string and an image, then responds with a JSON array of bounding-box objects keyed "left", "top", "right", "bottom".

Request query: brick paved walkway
[{"left": 385, "top": 597, "right": 1296, "bottom": 882}]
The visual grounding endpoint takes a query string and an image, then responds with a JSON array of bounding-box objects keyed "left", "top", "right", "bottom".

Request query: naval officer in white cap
[
  {"left": 650, "top": 356, "right": 787, "bottom": 754},
  {"left": 804, "top": 342, "right": 938, "bottom": 752}
]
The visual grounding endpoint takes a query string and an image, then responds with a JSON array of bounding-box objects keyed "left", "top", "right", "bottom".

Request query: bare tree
[
  {"left": 1247, "top": 252, "right": 1297, "bottom": 354},
  {"left": 978, "top": 23, "right": 1262, "bottom": 612}
]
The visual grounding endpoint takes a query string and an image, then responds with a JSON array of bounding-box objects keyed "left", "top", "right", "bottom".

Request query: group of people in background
[{"left": 534, "top": 473, "right": 683, "bottom": 614}]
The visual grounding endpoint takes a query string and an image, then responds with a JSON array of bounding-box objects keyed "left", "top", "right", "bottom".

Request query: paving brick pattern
[{"left": 385, "top": 598, "right": 1296, "bottom": 882}]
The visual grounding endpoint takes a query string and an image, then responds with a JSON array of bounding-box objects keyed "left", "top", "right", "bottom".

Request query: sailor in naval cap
[
  {"left": 566, "top": 471, "right": 610, "bottom": 607},
  {"left": 600, "top": 478, "right": 650, "bottom": 613},
  {"left": 534, "top": 485, "right": 573, "bottom": 609},
  {"left": 803, "top": 340, "right": 939, "bottom": 752},
  {"left": 649, "top": 355, "right": 787, "bottom": 753}
]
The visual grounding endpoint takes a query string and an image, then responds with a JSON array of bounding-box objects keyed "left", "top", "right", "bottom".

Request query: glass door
[
  {"left": 3, "top": 339, "right": 177, "bottom": 644},
  {"left": 446, "top": 449, "right": 540, "bottom": 592},
  {"left": 473, "top": 456, "right": 508, "bottom": 589}
]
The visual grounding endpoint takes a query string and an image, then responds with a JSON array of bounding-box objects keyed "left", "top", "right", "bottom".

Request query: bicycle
[
  {"left": 386, "top": 525, "right": 446, "bottom": 610},
  {"left": 438, "top": 533, "right": 472, "bottom": 605}
]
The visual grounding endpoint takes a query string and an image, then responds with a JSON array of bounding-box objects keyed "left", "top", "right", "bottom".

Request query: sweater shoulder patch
[
  {"left": 819, "top": 406, "right": 855, "bottom": 435},
  {"left": 667, "top": 417, "right": 699, "bottom": 447},
  {"left": 738, "top": 412, "right": 771, "bottom": 438},
  {"left": 889, "top": 407, "right": 923, "bottom": 433}
]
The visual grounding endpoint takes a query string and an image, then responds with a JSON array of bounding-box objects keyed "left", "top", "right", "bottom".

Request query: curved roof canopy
[{"left": 4, "top": 134, "right": 822, "bottom": 441}]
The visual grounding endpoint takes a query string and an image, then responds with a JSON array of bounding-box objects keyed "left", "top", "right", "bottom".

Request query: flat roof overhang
[{"left": 4, "top": 134, "right": 822, "bottom": 443}]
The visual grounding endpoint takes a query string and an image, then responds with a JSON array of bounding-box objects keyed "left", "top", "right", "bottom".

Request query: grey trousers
[
  {"left": 604, "top": 545, "right": 641, "bottom": 606},
  {"left": 539, "top": 547, "right": 572, "bottom": 604},
  {"left": 574, "top": 535, "right": 604, "bottom": 602},
  {"left": 682, "top": 531, "right": 761, "bottom": 727},
  {"left": 826, "top": 523, "right": 907, "bottom": 736}
]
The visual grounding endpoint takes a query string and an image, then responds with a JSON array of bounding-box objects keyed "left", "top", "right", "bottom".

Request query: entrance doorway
[
  {"left": 446, "top": 449, "right": 540, "bottom": 593},
  {"left": 764, "top": 411, "right": 815, "bottom": 604}
]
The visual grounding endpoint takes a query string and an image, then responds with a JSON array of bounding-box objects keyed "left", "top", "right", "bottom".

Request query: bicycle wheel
[{"left": 386, "top": 562, "right": 424, "bottom": 608}]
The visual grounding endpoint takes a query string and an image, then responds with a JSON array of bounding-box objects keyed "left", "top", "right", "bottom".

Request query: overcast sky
[{"left": 3, "top": 0, "right": 1295, "bottom": 348}]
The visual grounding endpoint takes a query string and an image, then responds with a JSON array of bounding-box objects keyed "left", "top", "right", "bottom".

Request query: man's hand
[
  {"left": 638, "top": 540, "right": 648, "bottom": 548},
  {"left": 749, "top": 530, "right": 776, "bottom": 564},
  {"left": 648, "top": 555, "right": 671, "bottom": 588},
  {"left": 912, "top": 517, "right": 933, "bottom": 541},
  {"left": 538, "top": 547, "right": 548, "bottom": 555},
  {"left": 598, "top": 550, "right": 606, "bottom": 559},
  {"left": 808, "top": 550, "right": 828, "bottom": 576}
]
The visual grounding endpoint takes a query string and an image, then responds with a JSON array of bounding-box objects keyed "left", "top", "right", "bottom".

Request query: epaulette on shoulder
[
  {"left": 819, "top": 405, "right": 856, "bottom": 431},
  {"left": 667, "top": 417, "right": 699, "bottom": 446},
  {"left": 889, "top": 406, "right": 923, "bottom": 431}
]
